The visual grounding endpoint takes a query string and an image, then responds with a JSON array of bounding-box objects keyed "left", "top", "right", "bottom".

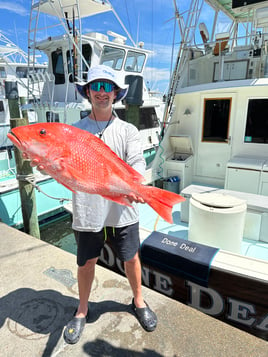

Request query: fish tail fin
[{"left": 140, "top": 186, "right": 185, "bottom": 223}]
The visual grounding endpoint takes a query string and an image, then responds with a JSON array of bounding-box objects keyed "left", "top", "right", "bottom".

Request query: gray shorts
[{"left": 74, "top": 222, "right": 140, "bottom": 266}]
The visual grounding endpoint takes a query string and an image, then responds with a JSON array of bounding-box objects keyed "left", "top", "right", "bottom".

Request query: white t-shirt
[{"left": 71, "top": 116, "right": 146, "bottom": 232}]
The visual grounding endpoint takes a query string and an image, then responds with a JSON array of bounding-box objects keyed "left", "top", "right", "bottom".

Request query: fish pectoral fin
[
  {"left": 53, "top": 158, "right": 66, "bottom": 171},
  {"left": 101, "top": 194, "right": 132, "bottom": 207}
]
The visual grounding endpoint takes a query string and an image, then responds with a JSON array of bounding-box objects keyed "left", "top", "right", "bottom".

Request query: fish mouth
[{"left": 7, "top": 131, "right": 23, "bottom": 150}]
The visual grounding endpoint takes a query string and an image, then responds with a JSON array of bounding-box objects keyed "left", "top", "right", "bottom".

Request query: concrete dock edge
[{"left": 0, "top": 222, "right": 267, "bottom": 357}]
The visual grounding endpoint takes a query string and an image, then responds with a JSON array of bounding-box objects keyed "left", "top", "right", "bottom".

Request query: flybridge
[
  {"left": 205, "top": 0, "right": 268, "bottom": 23},
  {"left": 31, "top": 0, "right": 112, "bottom": 19}
]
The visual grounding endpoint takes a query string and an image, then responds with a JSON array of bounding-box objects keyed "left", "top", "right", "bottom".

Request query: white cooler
[
  {"left": 189, "top": 193, "right": 247, "bottom": 253},
  {"left": 225, "top": 156, "right": 266, "bottom": 194}
]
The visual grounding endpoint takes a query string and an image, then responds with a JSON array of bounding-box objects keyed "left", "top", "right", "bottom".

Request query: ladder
[
  {"left": 161, "top": 0, "right": 203, "bottom": 132},
  {"left": 28, "top": 0, "right": 42, "bottom": 102}
]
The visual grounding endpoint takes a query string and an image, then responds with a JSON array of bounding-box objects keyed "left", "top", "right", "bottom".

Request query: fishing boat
[
  {"left": 0, "top": 0, "right": 165, "bottom": 228},
  {"left": 0, "top": 31, "right": 47, "bottom": 153},
  {"left": 27, "top": 0, "right": 164, "bottom": 161},
  {"left": 141, "top": 0, "right": 268, "bottom": 341},
  {"left": 0, "top": 32, "right": 54, "bottom": 227},
  {"left": 62, "top": 0, "right": 268, "bottom": 341}
]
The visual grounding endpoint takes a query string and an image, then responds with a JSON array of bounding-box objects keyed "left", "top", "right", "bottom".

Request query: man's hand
[
  {"left": 28, "top": 157, "right": 47, "bottom": 175},
  {"left": 126, "top": 192, "right": 145, "bottom": 204}
]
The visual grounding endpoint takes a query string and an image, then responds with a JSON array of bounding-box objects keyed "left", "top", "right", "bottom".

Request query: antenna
[{"left": 136, "top": 12, "right": 140, "bottom": 45}]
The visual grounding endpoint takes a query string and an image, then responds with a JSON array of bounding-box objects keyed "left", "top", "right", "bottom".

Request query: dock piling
[{"left": 10, "top": 118, "right": 40, "bottom": 239}]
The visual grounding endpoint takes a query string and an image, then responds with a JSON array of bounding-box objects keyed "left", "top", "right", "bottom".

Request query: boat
[
  {"left": 0, "top": 31, "right": 47, "bottom": 138},
  {"left": 142, "top": 0, "right": 268, "bottom": 341},
  {"left": 27, "top": 0, "right": 164, "bottom": 161},
  {"left": 0, "top": 0, "right": 166, "bottom": 228},
  {"left": 60, "top": 0, "right": 268, "bottom": 341},
  {"left": 0, "top": 31, "right": 47, "bottom": 152},
  {"left": 0, "top": 32, "right": 54, "bottom": 228}
]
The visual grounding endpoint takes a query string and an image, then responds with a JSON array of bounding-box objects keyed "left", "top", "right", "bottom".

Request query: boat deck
[
  {"left": 60, "top": 200, "right": 268, "bottom": 285},
  {"left": 139, "top": 203, "right": 268, "bottom": 263},
  {"left": 1, "top": 222, "right": 267, "bottom": 357}
]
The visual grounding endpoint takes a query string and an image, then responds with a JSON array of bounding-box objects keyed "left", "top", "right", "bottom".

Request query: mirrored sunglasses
[{"left": 89, "top": 81, "right": 115, "bottom": 93}]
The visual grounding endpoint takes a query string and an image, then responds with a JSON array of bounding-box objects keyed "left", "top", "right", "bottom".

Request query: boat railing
[
  {"left": 37, "top": 72, "right": 55, "bottom": 107},
  {"left": 190, "top": 29, "right": 268, "bottom": 57},
  {"left": 28, "top": 71, "right": 46, "bottom": 99},
  {"left": 177, "top": 29, "right": 268, "bottom": 88},
  {"left": 0, "top": 148, "right": 16, "bottom": 178}
]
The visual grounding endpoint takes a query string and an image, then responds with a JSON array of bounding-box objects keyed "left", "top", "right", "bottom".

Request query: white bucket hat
[{"left": 76, "top": 65, "right": 129, "bottom": 103}]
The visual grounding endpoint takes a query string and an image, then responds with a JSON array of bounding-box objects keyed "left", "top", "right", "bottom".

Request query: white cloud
[
  {"left": 0, "top": 1, "right": 28, "bottom": 16},
  {"left": 144, "top": 66, "right": 171, "bottom": 94},
  {"left": 148, "top": 43, "right": 176, "bottom": 65},
  {"left": 144, "top": 41, "right": 181, "bottom": 93}
]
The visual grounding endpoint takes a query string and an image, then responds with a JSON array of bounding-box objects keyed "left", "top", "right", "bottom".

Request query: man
[{"left": 63, "top": 65, "right": 157, "bottom": 344}]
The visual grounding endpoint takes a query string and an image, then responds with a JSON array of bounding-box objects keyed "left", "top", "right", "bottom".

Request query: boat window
[
  {"left": 34, "top": 67, "right": 47, "bottom": 74},
  {"left": 0, "top": 100, "right": 4, "bottom": 112},
  {"left": 139, "top": 107, "right": 159, "bottom": 128},
  {"left": 0, "top": 67, "right": 6, "bottom": 78},
  {"left": 245, "top": 99, "right": 268, "bottom": 143},
  {"left": 16, "top": 67, "right": 28, "bottom": 78},
  {"left": 202, "top": 98, "right": 231, "bottom": 142},
  {"left": 67, "top": 44, "right": 92, "bottom": 82},
  {"left": 82, "top": 44, "right": 92, "bottom": 80},
  {"left": 46, "top": 111, "right": 59, "bottom": 122},
  {"left": 115, "top": 107, "right": 159, "bottom": 130},
  {"left": 52, "top": 49, "right": 65, "bottom": 85},
  {"left": 100, "top": 46, "right": 125, "bottom": 70},
  {"left": 124, "top": 51, "right": 146, "bottom": 73}
]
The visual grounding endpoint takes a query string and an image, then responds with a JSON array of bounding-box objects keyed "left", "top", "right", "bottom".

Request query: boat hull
[
  {"left": 0, "top": 176, "right": 71, "bottom": 228},
  {"left": 98, "top": 238, "right": 268, "bottom": 341}
]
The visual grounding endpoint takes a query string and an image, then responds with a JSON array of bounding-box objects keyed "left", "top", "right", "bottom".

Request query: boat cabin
[
  {"left": 28, "top": 0, "right": 164, "bottom": 154},
  {"left": 152, "top": 0, "right": 268, "bottom": 192}
]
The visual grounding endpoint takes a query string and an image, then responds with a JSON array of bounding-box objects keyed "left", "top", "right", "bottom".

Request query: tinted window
[
  {"left": 202, "top": 98, "right": 231, "bottom": 142},
  {"left": 245, "top": 99, "right": 268, "bottom": 143},
  {"left": 52, "top": 49, "right": 65, "bottom": 85}
]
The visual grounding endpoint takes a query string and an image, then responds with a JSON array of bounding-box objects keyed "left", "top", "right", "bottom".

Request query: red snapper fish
[{"left": 7, "top": 123, "right": 185, "bottom": 223}]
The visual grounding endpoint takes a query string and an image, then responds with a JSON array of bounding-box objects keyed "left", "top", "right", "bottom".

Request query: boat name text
[
  {"left": 99, "top": 243, "right": 268, "bottom": 335},
  {"left": 161, "top": 238, "right": 197, "bottom": 253}
]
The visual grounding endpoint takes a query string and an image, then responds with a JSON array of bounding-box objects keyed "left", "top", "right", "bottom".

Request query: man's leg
[
  {"left": 110, "top": 224, "right": 157, "bottom": 332},
  {"left": 124, "top": 252, "right": 157, "bottom": 332},
  {"left": 76, "top": 257, "right": 98, "bottom": 317},
  {"left": 124, "top": 252, "right": 146, "bottom": 308},
  {"left": 73, "top": 229, "right": 104, "bottom": 317},
  {"left": 64, "top": 229, "right": 104, "bottom": 344}
]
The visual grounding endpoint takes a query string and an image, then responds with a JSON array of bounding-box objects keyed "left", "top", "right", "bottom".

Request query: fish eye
[{"left": 39, "top": 129, "right": 46, "bottom": 136}]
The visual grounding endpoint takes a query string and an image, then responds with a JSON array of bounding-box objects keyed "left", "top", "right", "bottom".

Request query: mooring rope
[{"left": 16, "top": 174, "right": 72, "bottom": 203}]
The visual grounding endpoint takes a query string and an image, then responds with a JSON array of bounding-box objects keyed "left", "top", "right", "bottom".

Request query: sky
[{"left": 0, "top": 0, "right": 231, "bottom": 94}]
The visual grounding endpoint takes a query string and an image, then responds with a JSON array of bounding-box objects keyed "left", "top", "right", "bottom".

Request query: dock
[{"left": 0, "top": 223, "right": 267, "bottom": 357}]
